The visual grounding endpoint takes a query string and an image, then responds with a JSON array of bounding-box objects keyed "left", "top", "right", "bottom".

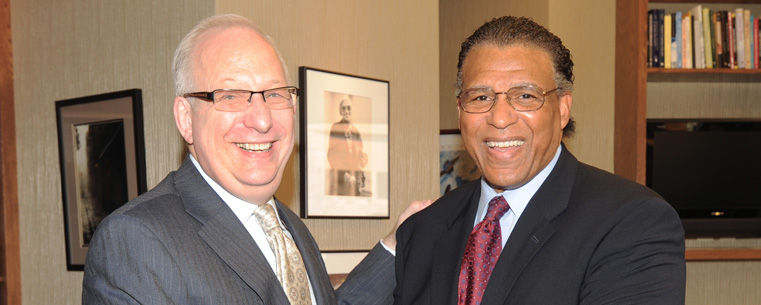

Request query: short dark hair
[{"left": 456, "top": 16, "right": 575, "bottom": 137}]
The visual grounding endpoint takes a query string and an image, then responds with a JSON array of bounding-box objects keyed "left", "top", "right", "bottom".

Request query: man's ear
[
  {"left": 558, "top": 93, "right": 573, "bottom": 129},
  {"left": 174, "top": 97, "right": 194, "bottom": 145}
]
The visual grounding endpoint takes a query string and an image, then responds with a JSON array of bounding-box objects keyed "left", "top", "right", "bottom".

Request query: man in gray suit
[{"left": 82, "top": 14, "right": 422, "bottom": 304}]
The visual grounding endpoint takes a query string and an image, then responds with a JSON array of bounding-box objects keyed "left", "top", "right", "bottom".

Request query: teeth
[
  {"left": 486, "top": 140, "right": 524, "bottom": 148},
  {"left": 236, "top": 142, "right": 272, "bottom": 152}
]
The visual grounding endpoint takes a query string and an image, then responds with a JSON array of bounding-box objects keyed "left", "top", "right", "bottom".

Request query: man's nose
[{"left": 242, "top": 94, "right": 273, "bottom": 133}]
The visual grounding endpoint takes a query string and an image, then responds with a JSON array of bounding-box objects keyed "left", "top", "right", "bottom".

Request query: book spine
[
  {"left": 753, "top": 18, "right": 761, "bottom": 69},
  {"left": 745, "top": 9, "right": 751, "bottom": 69},
  {"left": 658, "top": 9, "right": 665, "bottom": 68},
  {"left": 676, "top": 11, "right": 683, "bottom": 68},
  {"left": 729, "top": 11, "right": 736, "bottom": 68},
  {"left": 736, "top": 8, "right": 745, "bottom": 68},
  {"left": 703, "top": 8, "right": 713, "bottom": 68},
  {"left": 714, "top": 11, "right": 723, "bottom": 68},
  {"left": 665, "top": 14, "right": 672, "bottom": 68},
  {"left": 691, "top": 5, "right": 705, "bottom": 69},
  {"left": 648, "top": 10, "right": 654, "bottom": 68},
  {"left": 685, "top": 15, "right": 693, "bottom": 68}
]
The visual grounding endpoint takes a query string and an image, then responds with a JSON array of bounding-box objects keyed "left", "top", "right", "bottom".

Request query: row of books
[{"left": 648, "top": 5, "right": 761, "bottom": 69}]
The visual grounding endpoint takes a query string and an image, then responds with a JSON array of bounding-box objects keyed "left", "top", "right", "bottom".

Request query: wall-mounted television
[{"left": 646, "top": 120, "right": 761, "bottom": 238}]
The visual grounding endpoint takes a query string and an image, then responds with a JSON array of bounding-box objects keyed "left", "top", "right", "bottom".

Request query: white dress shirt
[
  {"left": 473, "top": 145, "right": 562, "bottom": 249},
  {"left": 190, "top": 155, "right": 317, "bottom": 304}
]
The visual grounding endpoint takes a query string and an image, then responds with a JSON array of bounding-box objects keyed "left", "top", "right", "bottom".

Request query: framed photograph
[
  {"left": 299, "top": 67, "right": 389, "bottom": 218},
  {"left": 321, "top": 250, "right": 369, "bottom": 289},
  {"left": 440, "top": 129, "right": 480, "bottom": 196},
  {"left": 56, "top": 89, "right": 147, "bottom": 271}
]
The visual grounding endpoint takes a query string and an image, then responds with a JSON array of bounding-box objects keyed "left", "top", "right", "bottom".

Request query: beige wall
[{"left": 12, "top": 0, "right": 438, "bottom": 303}]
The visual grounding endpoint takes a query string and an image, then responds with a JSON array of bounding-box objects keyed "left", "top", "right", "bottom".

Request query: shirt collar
[
  {"left": 477, "top": 145, "right": 562, "bottom": 220},
  {"left": 188, "top": 154, "right": 282, "bottom": 226}
]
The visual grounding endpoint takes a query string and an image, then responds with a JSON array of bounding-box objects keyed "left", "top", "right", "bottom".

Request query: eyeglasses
[
  {"left": 457, "top": 86, "right": 558, "bottom": 113},
  {"left": 183, "top": 86, "right": 299, "bottom": 112}
]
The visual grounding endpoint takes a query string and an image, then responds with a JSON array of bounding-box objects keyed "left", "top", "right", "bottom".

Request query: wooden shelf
[
  {"left": 653, "top": 0, "right": 761, "bottom": 3},
  {"left": 686, "top": 248, "right": 761, "bottom": 261},
  {"left": 648, "top": 68, "right": 761, "bottom": 74}
]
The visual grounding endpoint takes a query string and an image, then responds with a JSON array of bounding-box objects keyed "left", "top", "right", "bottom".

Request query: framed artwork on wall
[
  {"left": 439, "top": 129, "right": 480, "bottom": 196},
  {"left": 299, "top": 67, "right": 390, "bottom": 218},
  {"left": 55, "top": 89, "right": 147, "bottom": 270}
]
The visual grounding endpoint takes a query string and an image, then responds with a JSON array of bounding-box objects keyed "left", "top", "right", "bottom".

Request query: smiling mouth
[
  {"left": 486, "top": 140, "right": 524, "bottom": 148},
  {"left": 236, "top": 142, "right": 272, "bottom": 152}
]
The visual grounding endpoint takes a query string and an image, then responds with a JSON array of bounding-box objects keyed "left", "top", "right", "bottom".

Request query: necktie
[
  {"left": 253, "top": 204, "right": 312, "bottom": 305},
  {"left": 457, "top": 195, "right": 510, "bottom": 305}
]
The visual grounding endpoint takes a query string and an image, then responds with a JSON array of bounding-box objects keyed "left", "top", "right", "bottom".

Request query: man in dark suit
[
  {"left": 82, "top": 14, "right": 418, "bottom": 304},
  {"left": 394, "top": 16, "right": 686, "bottom": 305}
]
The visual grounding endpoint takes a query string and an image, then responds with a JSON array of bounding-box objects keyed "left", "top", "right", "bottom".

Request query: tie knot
[
  {"left": 253, "top": 204, "right": 281, "bottom": 232},
  {"left": 484, "top": 196, "right": 510, "bottom": 222}
]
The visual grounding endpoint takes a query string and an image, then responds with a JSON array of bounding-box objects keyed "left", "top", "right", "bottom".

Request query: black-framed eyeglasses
[
  {"left": 183, "top": 86, "right": 299, "bottom": 112},
  {"left": 457, "top": 86, "right": 558, "bottom": 113}
]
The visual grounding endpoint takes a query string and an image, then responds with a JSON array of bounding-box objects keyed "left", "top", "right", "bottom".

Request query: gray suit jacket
[
  {"left": 83, "top": 157, "right": 394, "bottom": 304},
  {"left": 394, "top": 146, "right": 686, "bottom": 304}
]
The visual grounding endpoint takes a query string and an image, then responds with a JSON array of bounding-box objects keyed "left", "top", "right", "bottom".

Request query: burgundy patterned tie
[{"left": 457, "top": 195, "right": 510, "bottom": 305}]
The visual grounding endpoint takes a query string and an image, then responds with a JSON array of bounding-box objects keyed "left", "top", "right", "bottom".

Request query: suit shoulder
[{"left": 101, "top": 171, "right": 186, "bottom": 227}]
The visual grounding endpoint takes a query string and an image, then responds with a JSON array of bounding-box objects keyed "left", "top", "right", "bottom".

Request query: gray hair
[{"left": 172, "top": 14, "right": 290, "bottom": 96}]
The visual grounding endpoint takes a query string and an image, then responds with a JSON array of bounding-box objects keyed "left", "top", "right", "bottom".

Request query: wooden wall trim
[
  {"left": 686, "top": 249, "right": 761, "bottom": 261},
  {"left": 0, "top": 0, "right": 21, "bottom": 303}
]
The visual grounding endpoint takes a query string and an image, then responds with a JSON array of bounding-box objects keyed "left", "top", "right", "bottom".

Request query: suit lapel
[
  {"left": 276, "top": 200, "right": 337, "bottom": 305},
  {"left": 431, "top": 181, "right": 482, "bottom": 305},
  {"left": 480, "top": 146, "right": 578, "bottom": 305},
  {"left": 174, "top": 158, "right": 290, "bottom": 305}
]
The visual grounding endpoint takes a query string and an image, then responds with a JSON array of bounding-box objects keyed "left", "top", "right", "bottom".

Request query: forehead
[
  {"left": 461, "top": 45, "right": 554, "bottom": 88},
  {"left": 192, "top": 27, "right": 286, "bottom": 87}
]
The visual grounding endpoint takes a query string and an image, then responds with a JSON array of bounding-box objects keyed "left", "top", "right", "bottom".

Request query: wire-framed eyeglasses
[{"left": 457, "top": 86, "right": 558, "bottom": 113}]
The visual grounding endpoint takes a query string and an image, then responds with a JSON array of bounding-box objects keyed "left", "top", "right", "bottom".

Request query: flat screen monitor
[{"left": 646, "top": 120, "right": 761, "bottom": 237}]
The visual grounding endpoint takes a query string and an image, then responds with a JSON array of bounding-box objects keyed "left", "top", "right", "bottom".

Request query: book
[
  {"left": 709, "top": 9, "right": 717, "bottom": 67},
  {"left": 690, "top": 5, "right": 706, "bottom": 69},
  {"left": 744, "top": 10, "right": 751, "bottom": 69},
  {"left": 711, "top": 11, "right": 724, "bottom": 68},
  {"left": 728, "top": 11, "right": 736, "bottom": 68},
  {"left": 684, "top": 14, "right": 693, "bottom": 69},
  {"left": 658, "top": 9, "right": 665, "bottom": 67},
  {"left": 648, "top": 10, "right": 654, "bottom": 67},
  {"left": 675, "top": 11, "right": 683, "bottom": 68},
  {"left": 665, "top": 14, "right": 672, "bottom": 68},
  {"left": 753, "top": 18, "right": 761, "bottom": 69},
  {"left": 736, "top": 8, "right": 745, "bottom": 68},
  {"left": 702, "top": 7, "right": 714, "bottom": 68}
]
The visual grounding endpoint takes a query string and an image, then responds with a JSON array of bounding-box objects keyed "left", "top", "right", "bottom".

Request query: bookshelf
[{"left": 615, "top": 0, "right": 761, "bottom": 261}]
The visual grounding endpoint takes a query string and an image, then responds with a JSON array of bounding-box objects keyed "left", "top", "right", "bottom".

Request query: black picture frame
[
  {"left": 55, "top": 89, "right": 147, "bottom": 271},
  {"left": 299, "top": 67, "right": 390, "bottom": 218},
  {"left": 440, "top": 129, "right": 480, "bottom": 195}
]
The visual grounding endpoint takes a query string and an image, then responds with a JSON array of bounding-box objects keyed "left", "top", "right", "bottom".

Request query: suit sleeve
[
  {"left": 82, "top": 214, "right": 186, "bottom": 304},
  {"left": 336, "top": 242, "right": 396, "bottom": 305},
  {"left": 580, "top": 197, "right": 686, "bottom": 305}
]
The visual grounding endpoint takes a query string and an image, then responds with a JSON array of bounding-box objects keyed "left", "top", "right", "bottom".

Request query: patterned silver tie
[{"left": 253, "top": 204, "right": 312, "bottom": 305}]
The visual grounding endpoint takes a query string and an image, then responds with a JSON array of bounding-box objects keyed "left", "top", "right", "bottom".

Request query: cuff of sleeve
[{"left": 379, "top": 239, "right": 396, "bottom": 256}]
